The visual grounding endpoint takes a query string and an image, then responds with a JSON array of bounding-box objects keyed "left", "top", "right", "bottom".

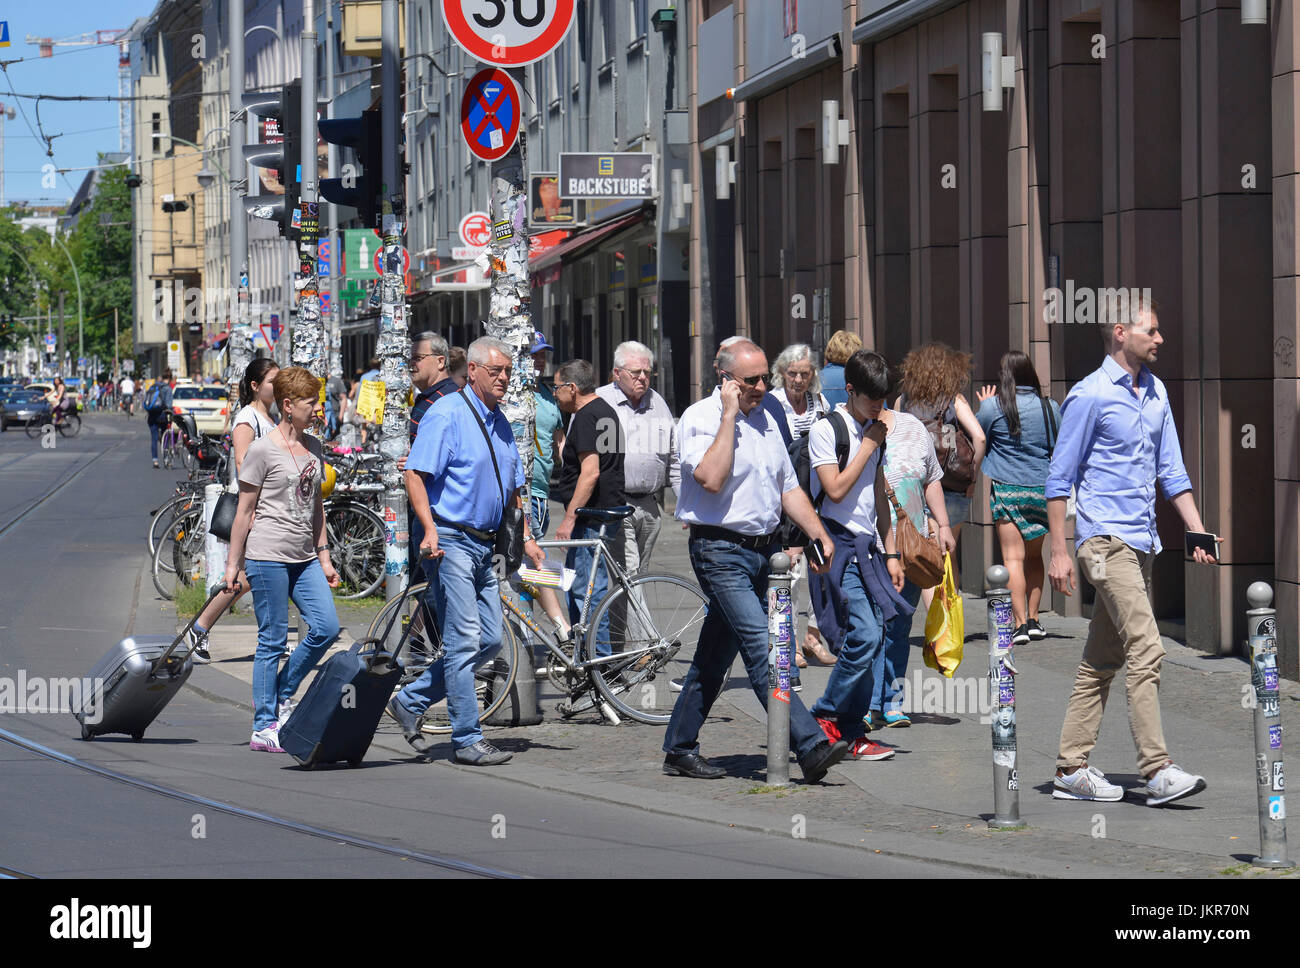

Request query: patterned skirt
[{"left": 989, "top": 481, "right": 1049, "bottom": 541}]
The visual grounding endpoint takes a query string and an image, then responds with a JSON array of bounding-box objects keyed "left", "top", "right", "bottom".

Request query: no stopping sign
[{"left": 442, "top": 0, "right": 576, "bottom": 66}]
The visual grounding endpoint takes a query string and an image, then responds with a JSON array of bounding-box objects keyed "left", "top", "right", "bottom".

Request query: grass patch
[
  {"left": 334, "top": 594, "right": 387, "bottom": 611},
  {"left": 744, "top": 784, "right": 792, "bottom": 796},
  {"left": 174, "top": 581, "right": 208, "bottom": 619},
  {"left": 1217, "top": 864, "right": 1249, "bottom": 877}
]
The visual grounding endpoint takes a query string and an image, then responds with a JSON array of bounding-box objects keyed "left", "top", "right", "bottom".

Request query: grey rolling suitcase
[{"left": 74, "top": 583, "right": 230, "bottom": 742}]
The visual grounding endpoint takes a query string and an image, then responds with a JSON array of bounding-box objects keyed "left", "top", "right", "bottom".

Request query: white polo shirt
[
  {"left": 675, "top": 389, "right": 797, "bottom": 536},
  {"left": 809, "top": 404, "right": 883, "bottom": 539}
]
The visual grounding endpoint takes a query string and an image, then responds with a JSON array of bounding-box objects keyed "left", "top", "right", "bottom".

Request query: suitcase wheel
[
  {"left": 80, "top": 724, "right": 92, "bottom": 741},
  {"left": 131, "top": 732, "right": 144, "bottom": 742},
  {"left": 299, "top": 759, "right": 316, "bottom": 770},
  {"left": 347, "top": 757, "right": 362, "bottom": 767}
]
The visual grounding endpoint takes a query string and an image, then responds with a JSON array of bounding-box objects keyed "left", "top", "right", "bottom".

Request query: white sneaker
[
  {"left": 250, "top": 725, "right": 286, "bottom": 752},
  {"left": 277, "top": 700, "right": 297, "bottom": 727},
  {"left": 1052, "top": 764, "right": 1124, "bottom": 801},
  {"left": 669, "top": 677, "right": 684, "bottom": 692},
  {"left": 1144, "top": 763, "right": 1207, "bottom": 806}
]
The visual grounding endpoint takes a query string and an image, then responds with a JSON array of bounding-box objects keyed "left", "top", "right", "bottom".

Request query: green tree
[{"left": 65, "top": 164, "right": 134, "bottom": 364}]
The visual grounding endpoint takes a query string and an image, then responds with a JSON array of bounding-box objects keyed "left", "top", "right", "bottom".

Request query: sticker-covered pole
[
  {"left": 1247, "top": 582, "right": 1292, "bottom": 868},
  {"left": 766, "top": 551, "right": 794, "bottom": 786},
  {"left": 986, "top": 565, "right": 1025, "bottom": 829},
  {"left": 379, "top": 0, "right": 410, "bottom": 600}
]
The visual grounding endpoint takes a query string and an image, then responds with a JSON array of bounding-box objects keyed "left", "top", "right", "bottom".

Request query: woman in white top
[
  {"left": 770, "top": 343, "right": 832, "bottom": 439},
  {"left": 185, "top": 358, "right": 280, "bottom": 664},
  {"left": 770, "top": 343, "right": 837, "bottom": 670}
]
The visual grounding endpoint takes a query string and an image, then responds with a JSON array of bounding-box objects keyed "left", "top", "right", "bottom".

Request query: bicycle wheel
[
  {"left": 58, "top": 413, "right": 81, "bottom": 437},
  {"left": 587, "top": 573, "right": 709, "bottom": 725},
  {"left": 25, "top": 415, "right": 44, "bottom": 438},
  {"left": 149, "top": 493, "right": 200, "bottom": 565},
  {"left": 325, "top": 502, "right": 386, "bottom": 599},
  {"left": 152, "top": 506, "right": 204, "bottom": 599},
  {"left": 367, "top": 579, "right": 520, "bottom": 735}
]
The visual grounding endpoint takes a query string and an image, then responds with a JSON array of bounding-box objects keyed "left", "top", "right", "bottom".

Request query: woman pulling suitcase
[{"left": 223, "top": 366, "right": 341, "bottom": 752}]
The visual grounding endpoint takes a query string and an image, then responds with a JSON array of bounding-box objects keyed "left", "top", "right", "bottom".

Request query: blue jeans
[
  {"left": 245, "top": 558, "right": 342, "bottom": 731},
  {"left": 810, "top": 559, "right": 887, "bottom": 742},
  {"left": 149, "top": 419, "right": 162, "bottom": 459},
  {"left": 393, "top": 528, "right": 502, "bottom": 750},
  {"left": 663, "top": 537, "right": 828, "bottom": 760},
  {"left": 529, "top": 495, "right": 550, "bottom": 537},
  {"left": 872, "top": 579, "right": 922, "bottom": 714},
  {"left": 567, "top": 519, "right": 611, "bottom": 657}
]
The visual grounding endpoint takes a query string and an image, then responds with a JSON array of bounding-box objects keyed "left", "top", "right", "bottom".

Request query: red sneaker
[
  {"left": 847, "top": 737, "right": 895, "bottom": 761},
  {"left": 816, "top": 717, "right": 842, "bottom": 743}
]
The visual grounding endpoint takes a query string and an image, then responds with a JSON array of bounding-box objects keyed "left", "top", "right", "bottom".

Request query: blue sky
[{"left": 0, "top": 1, "right": 158, "bottom": 206}]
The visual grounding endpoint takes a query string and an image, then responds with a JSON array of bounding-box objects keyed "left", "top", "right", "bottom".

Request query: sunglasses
[{"left": 720, "top": 370, "right": 768, "bottom": 388}]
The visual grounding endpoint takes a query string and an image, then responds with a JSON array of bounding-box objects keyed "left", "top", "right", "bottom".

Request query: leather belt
[
  {"left": 433, "top": 514, "right": 496, "bottom": 544},
  {"left": 689, "top": 525, "right": 779, "bottom": 550}
]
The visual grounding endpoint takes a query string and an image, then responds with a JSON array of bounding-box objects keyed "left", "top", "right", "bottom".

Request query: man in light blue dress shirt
[
  {"left": 387, "top": 337, "right": 545, "bottom": 766},
  {"left": 1045, "top": 298, "right": 1219, "bottom": 807}
]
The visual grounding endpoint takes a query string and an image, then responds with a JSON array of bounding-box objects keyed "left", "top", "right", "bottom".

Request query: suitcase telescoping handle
[
  {"left": 155, "top": 581, "right": 235, "bottom": 668},
  {"left": 353, "top": 549, "right": 433, "bottom": 669}
]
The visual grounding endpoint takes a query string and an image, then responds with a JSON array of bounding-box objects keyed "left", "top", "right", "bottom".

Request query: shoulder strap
[
  {"left": 830, "top": 409, "right": 850, "bottom": 471},
  {"left": 1040, "top": 395, "right": 1058, "bottom": 454},
  {"left": 458, "top": 388, "right": 506, "bottom": 507}
]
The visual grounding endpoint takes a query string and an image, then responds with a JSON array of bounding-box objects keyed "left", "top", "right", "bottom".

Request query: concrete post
[
  {"left": 986, "top": 564, "right": 1025, "bottom": 830},
  {"left": 766, "top": 551, "right": 794, "bottom": 785},
  {"left": 1247, "top": 582, "right": 1292, "bottom": 868}
]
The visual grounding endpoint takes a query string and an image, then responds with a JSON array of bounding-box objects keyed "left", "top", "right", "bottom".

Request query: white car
[{"left": 172, "top": 385, "right": 229, "bottom": 435}]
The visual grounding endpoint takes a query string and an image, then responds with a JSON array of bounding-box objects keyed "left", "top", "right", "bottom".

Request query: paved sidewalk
[{"left": 187, "top": 512, "right": 1299, "bottom": 879}]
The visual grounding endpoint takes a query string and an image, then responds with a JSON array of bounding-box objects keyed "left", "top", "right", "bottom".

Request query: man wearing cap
[{"left": 596, "top": 340, "right": 679, "bottom": 577}]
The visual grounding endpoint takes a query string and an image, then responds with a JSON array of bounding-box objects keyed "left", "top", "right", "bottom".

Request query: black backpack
[{"left": 780, "top": 410, "right": 852, "bottom": 546}]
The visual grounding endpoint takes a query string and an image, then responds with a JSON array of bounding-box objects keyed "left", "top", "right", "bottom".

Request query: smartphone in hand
[
  {"left": 807, "top": 538, "right": 827, "bottom": 568},
  {"left": 1185, "top": 531, "right": 1219, "bottom": 561}
]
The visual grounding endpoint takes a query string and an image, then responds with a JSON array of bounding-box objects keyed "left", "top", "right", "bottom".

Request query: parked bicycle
[{"left": 366, "top": 506, "right": 708, "bottom": 732}]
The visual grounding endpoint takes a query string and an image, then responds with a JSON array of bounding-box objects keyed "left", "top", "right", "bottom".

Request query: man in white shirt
[
  {"left": 595, "top": 340, "right": 681, "bottom": 577},
  {"left": 663, "top": 339, "right": 848, "bottom": 783},
  {"left": 119, "top": 375, "right": 136, "bottom": 418},
  {"left": 806, "top": 350, "right": 907, "bottom": 761}
]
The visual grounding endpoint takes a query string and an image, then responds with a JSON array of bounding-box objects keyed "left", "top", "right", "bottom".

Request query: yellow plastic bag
[{"left": 923, "top": 553, "right": 965, "bottom": 678}]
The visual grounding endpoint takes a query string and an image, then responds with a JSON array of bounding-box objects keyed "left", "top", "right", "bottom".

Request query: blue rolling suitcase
[{"left": 279, "top": 576, "right": 420, "bottom": 769}]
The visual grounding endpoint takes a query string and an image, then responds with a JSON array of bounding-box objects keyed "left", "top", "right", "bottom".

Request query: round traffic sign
[
  {"left": 442, "top": 0, "right": 576, "bottom": 67},
  {"left": 461, "top": 69, "right": 520, "bottom": 162},
  {"left": 459, "top": 211, "right": 492, "bottom": 248},
  {"left": 374, "top": 244, "right": 411, "bottom": 276}
]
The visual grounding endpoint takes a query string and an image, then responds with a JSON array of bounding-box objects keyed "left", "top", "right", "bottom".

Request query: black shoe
[
  {"left": 386, "top": 696, "right": 425, "bottom": 746},
  {"left": 799, "top": 739, "right": 849, "bottom": 784},
  {"left": 1027, "top": 618, "right": 1046, "bottom": 640},
  {"left": 454, "top": 740, "right": 512, "bottom": 766},
  {"left": 1011, "top": 624, "right": 1030, "bottom": 646},
  {"left": 791, "top": 670, "right": 802, "bottom": 693},
  {"left": 662, "top": 752, "right": 726, "bottom": 779}
]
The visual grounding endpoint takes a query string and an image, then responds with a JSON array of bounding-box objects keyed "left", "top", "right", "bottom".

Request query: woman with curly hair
[{"left": 896, "top": 342, "right": 986, "bottom": 600}]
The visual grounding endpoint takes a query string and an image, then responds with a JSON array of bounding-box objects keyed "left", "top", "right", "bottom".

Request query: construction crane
[{"left": 25, "top": 30, "right": 130, "bottom": 153}]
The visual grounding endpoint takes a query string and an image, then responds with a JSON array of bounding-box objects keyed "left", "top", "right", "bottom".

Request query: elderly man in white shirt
[
  {"left": 595, "top": 340, "right": 680, "bottom": 577},
  {"left": 662, "top": 339, "right": 849, "bottom": 784}
]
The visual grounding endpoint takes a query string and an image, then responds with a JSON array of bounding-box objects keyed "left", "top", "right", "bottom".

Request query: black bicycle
[{"left": 26, "top": 407, "right": 80, "bottom": 438}]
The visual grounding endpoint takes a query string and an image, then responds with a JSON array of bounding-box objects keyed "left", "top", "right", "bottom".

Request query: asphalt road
[{"left": 0, "top": 414, "right": 979, "bottom": 879}]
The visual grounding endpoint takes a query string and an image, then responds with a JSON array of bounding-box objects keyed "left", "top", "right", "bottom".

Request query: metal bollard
[
  {"left": 766, "top": 552, "right": 794, "bottom": 785},
  {"left": 1247, "top": 582, "right": 1292, "bottom": 868},
  {"left": 986, "top": 565, "right": 1025, "bottom": 830}
]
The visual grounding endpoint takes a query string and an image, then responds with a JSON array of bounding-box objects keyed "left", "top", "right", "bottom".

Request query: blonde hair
[
  {"left": 824, "top": 330, "right": 863, "bottom": 366},
  {"left": 272, "top": 366, "right": 322, "bottom": 410}
]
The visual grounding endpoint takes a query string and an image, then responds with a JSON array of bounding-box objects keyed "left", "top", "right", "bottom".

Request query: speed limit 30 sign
[{"left": 442, "top": 0, "right": 576, "bottom": 66}]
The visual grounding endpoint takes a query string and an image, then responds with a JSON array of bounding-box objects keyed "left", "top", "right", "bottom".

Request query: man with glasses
[
  {"left": 386, "top": 337, "right": 545, "bottom": 766},
  {"left": 596, "top": 340, "right": 679, "bottom": 578},
  {"left": 551, "top": 359, "right": 626, "bottom": 662},
  {"left": 664, "top": 339, "right": 848, "bottom": 783},
  {"left": 404, "top": 331, "right": 460, "bottom": 573}
]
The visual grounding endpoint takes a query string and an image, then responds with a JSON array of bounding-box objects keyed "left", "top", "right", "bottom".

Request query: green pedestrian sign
[{"left": 343, "top": 229, "right": 380, "bottom": 281}]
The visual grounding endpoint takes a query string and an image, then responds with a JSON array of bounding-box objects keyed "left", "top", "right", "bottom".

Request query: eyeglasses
[
  {"left": 476, "top": 363, "right": 512, "bottom": 378},
  {"left": 720, "top": 370, "right": 768, "bottom": 388},
  {"left": 552, "top": 381, "right": 574, "bottom": 392},
  {"left": 410, "top": 352, "right": 442, "bottom": 366},
  {"left": 618, "top": 367, "right": 653, "bottom": 379}
]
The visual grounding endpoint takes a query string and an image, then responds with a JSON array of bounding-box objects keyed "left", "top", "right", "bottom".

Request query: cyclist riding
[
  {"left": 43, "top": 378, "right": 68, "bottom": 428},
  {"left": 120, "top": 375, "right": 135, "bottom": 417}
]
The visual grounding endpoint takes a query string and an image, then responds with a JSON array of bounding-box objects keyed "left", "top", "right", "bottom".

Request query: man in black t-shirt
[{"left": 551, "top": 359, "right": 625, "bottom": 657}]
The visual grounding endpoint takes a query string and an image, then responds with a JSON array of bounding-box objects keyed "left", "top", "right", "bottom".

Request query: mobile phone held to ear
[
  {"left": 1185, "top": 531, "right": 1218, "bottom": 561},
  {"left": 807, "top": 538, "right": 827, "bottom": 568}
]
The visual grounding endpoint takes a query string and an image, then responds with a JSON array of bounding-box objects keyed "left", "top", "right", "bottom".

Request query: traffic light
[
  {"left": 318, "top": 109, "right": 381, "bottom": 230},
  {"left": 242, "top": 80, "right": 302, "bottom": 239}
]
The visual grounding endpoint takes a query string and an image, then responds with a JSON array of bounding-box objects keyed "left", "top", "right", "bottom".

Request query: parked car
[
  {"left": 0, "top": 388, "right": 50, "bottom": 429},
  {"left": 172, "top": 385, "right": 229, "bottom": 435},
  {"left": 27, "top": 382, "right": 82, "bottom": 410}
]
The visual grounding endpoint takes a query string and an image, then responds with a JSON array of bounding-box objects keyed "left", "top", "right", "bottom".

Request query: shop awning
[{"left": 530, "top": 210, "right": 646, "bottom": 271}]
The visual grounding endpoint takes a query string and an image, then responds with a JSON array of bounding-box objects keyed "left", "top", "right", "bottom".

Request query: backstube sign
[{"left": 559, "top": 153, "right": 657, "bottom": 200}]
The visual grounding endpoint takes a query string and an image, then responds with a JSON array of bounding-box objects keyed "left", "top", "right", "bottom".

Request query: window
[
  {"left": 151, "top": 113, "right": 161, "bottom": 156},
  {"left": 630, "top": 0, "right": 648, "bottom": 43}
]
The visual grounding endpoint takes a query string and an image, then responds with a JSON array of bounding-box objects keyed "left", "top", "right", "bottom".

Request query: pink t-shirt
[{"left": 239, "top": 432, "right": 325, "bottom": 563}]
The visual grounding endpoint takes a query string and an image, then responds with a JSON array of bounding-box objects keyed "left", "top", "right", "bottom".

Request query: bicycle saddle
[{"left": 574, "top": 504, "right": 635, "bottom": 522}]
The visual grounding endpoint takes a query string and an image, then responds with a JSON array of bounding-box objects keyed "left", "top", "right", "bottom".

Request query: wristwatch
[
  {"left": 316, "top": 544, "right": 329, "bottom": 553},
  {"left": 884, "top": 552, "right": 901, "bottom": 561}
]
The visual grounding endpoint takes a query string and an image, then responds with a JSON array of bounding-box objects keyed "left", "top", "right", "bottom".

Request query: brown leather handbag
[{"left": 883, "top": 480, "right": 945, "bottom": 589}]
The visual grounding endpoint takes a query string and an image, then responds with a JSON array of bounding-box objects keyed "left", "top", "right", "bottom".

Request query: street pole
[
  {"left": 57, "top": 292, "right": 65, "bottom": 380},
  {"left": 484, "top": 70, "right": 535, "bottom": 488},
  {"left": 292, "top": 0, "right": 325, "bottom": 380},
  {"left": 324, "top": 0, "right": 341, "bottom": 385},
  {"left": 379, "top": 0, "right": 411, "bottom": 600},
  {"left": 986, "top": 564, "right": 1026, "bottom": 830},
  {"left": 765, "top": 551, "right": 794, "bottom": 786},
  {"left": 227, "top": 0, "right": 254, "bottom": 402},
  {"left": 113, "top": 307, "right": 119, "bottom": 384},
  {"left": 1247, "top": 582, "right": 1291, "bottom": 868}
]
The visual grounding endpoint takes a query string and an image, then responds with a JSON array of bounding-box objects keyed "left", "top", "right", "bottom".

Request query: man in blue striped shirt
[{"left": 1046, "top": 297, "right": 1219, "bottom": 807}]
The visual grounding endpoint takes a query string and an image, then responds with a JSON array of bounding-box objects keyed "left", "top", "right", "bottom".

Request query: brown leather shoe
[{"left": 803, "top": 631, "right": 837, "bottom": 666}]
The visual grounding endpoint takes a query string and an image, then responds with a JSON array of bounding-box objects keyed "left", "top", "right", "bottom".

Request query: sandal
[{"left": 803, "top": 630, "right": 837, "bottom": 666}]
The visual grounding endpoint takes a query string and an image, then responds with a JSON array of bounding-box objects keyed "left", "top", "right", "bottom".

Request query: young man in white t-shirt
[{"left": 807, "top": 350, "right": 906, "bottom": 761}]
